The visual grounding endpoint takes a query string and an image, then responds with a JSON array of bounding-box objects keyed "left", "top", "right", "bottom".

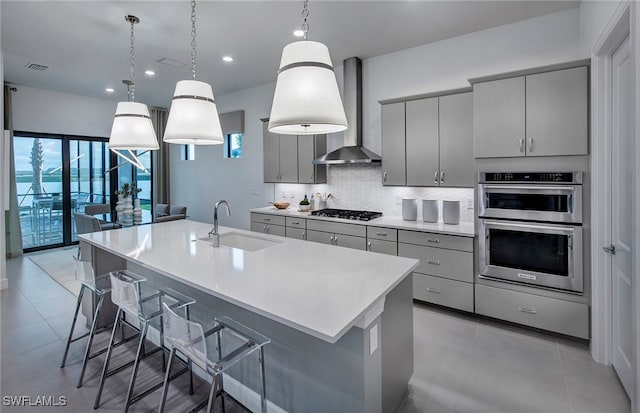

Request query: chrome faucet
[{"left": 209, "top": 200, "right": 231, "bottom": 247}]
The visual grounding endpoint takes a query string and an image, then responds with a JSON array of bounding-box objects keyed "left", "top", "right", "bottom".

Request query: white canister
[
  {"left": 442, "top": 200, "right": 460, "bottom": 225},
  {"left": 402, "top": 198, "right": 418, "bottom": 221},
  {"left": 422, "top": 199, "right": 438, "bottom": 223}
]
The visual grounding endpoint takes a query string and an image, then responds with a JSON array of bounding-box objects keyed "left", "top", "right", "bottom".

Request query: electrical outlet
[{"left": 466, "top": 199, "right": 474, "bottom": 209}]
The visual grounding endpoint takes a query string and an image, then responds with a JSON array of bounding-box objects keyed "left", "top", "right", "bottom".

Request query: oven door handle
[
  {"left": 481, "top": 220, "right": 576, "bottom": 234},
  {"left": 481, "top": 185, "right": 576, "bottom": 192}
]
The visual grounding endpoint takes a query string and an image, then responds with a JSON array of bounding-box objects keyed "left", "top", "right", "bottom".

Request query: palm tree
[{"left": 30, "top": 138, "right": 44, "bottom": 197}]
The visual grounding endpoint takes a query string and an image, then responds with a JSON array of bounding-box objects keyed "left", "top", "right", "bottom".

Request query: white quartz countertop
[
  {"left": 79, "top": 220, "right": 419, "bottom": 343},
  {"left": 250, "top": 207, "right": 475, "bottom": 237}
]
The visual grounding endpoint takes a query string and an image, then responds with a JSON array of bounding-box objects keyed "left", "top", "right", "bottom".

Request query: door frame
[{"left": 590, "top": 1, "right": 639, "bottom": 410}]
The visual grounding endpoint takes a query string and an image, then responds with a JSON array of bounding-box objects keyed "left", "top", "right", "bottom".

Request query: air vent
[
  {"left": 24, "top": 62, "right": 48, "bottom": 71},
  {"left": 157, "top": 58, "right": 185, "bottom": 68}
]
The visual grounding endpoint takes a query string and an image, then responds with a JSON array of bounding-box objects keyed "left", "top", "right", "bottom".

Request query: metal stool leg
[
  {"left": 259, "top": 347, "right": 267, "bottom": 413},
  {"left": 94, "top": 308, "right": 122, "bottom": 409},
  {"left": 61, "top": 284, "right": 86, "bottom": 368},
  {"left": 207, "top": 373, "right": 221, "bottom": 413},
  {"left": 123, "top": 320, "right": 149, "bottom": 413},
  {"left": 157, "top": 347, "right": 177, "bottom": 413},
  {"left": 77, "top": 292, "right": 105, "bottom": 388},
  {"left": 216, "top": 330, "right": 226, "bottom": 413}
]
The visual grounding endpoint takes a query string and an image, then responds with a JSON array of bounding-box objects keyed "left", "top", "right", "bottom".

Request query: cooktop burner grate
[{"left": 310, "top": 209, "right": 383, "bottom": 221}]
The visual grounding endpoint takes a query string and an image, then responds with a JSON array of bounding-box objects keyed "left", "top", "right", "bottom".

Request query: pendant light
[
  {"left": 268, "top": 0, "right": 347, "bottom": 135},
  {"left": 109, "top": 15, "right": 158, "bottom": 172},
  {"left": 163, "top": 0, "right": 223, "bottom": 145}
]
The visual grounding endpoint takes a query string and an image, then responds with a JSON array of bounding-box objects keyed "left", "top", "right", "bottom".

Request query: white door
[{"left": 610, "top": 34, "right": 633, "bottom": 398}]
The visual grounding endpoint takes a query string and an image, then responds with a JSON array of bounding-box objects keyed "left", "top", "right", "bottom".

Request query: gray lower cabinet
[
  {"left": 285, "top": 216, "right": 307, "bottom": 240},
  {"left": 473, "top": 64, "right": 588, "bottom": 158},
  {"left": 306, "top": 220, "right": 367, "bottom": 250},
  {"left": 475, "top": 284, "right": 589, "bottom": 339},
  {"left": 367, "top": 239, "right": 397, "bottom": 256},
  {"left": 381, "top": 102, "right": 406, "bottom": 186},
  {"left": 250, "top": 213, "right": 286, "bottom": 237},
  {"left": 398, "top": 230, "right": 474, "bottom": 310}
]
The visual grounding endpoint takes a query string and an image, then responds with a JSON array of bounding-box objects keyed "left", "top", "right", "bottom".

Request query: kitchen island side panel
[{"left": 86, "top": 242, "right": 413, "bottom": 413}]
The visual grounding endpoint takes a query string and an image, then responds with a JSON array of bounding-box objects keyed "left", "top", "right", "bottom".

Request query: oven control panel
[{"left": 479, "top": 172, "right": 581, "bottom": 184}]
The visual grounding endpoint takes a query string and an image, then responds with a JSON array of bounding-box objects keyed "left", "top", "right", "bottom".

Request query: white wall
[
  {"left": 171, "top": 8, "right": 583, "bottom": 229},
  {"left": 11, "top": 85, "right": 115, "bottom": 137},
  {"left": 579, "top": 1, "right": 625, "bottom": 56}
]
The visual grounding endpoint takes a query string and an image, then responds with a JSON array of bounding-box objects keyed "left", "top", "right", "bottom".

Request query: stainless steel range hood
[{"left": 313, "top": 57, "right": 381, "bottom": 164}]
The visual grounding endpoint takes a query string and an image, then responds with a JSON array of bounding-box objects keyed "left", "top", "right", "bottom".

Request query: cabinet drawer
[
  {"left": 367, "top": 239, "right": 397, "bottom": 256},
  {"left": 398, "top": 243, "right": 473, "bottom": 283},
  {"left": 367, "top": 226, "right": 398, "bottom": 242},
  {"left": 285, "top": 227, "right": 306, "bottom": 240},
  {"left": 475, "top": 284, "right": 589, "bottom": 339},
  {"left": 334, "top": 234, "right": 366, "bottom": 251},
  {"left": 286, "top": 217, "right": 306, "bottom": 228},
  {"left": 414, "top": 274, "right": 474, "bottom": 313},
  {"left": 307, "top": 220, "right": 366, "bottom": 237},
  {"left": 250, "top": 222, "right": 285, "bottom": 237},
  {"left": 398, "top": 230, "right": 473, "bottom": 252},
  {"left": 251, "top": 213, "right": 285, "bottom": 226},
  {"left": 306, "top": 230, "right": 333, "bottom": 246}
]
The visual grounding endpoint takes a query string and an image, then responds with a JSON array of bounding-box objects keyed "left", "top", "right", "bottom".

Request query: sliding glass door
[{"left": 14, "top": 133, "right": 114, "bottom": 250}]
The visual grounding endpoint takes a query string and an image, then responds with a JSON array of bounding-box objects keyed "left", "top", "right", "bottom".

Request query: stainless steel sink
[{"left": 199, "top": 232, "right": 281, "bottom": 252}]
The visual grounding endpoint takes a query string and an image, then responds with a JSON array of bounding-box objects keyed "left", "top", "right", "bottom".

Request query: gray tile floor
[{"left": 1, "top": 252, "right": 631, "bottom": 413}]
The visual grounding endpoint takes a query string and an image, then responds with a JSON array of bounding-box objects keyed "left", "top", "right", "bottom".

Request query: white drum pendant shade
[
  {"left": 109, "top": 102, "right": 159, "bottom": 150},
  {"left": 269, "top": 41, "right": 348, "bottom": 135},
  {"left": 163, "top": 80, "right": 224, "bottom": 145}
]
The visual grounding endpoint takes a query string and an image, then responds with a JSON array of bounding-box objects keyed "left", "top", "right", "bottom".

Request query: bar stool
[
  {"left": 60, "top": 257, "right": 113, "bottom": 388},
  {"left": 93, "top": 270, "right": 196, "bottom": 412},
  {"left": 158, "top": 302, "right": 271, "bottom": 413}
]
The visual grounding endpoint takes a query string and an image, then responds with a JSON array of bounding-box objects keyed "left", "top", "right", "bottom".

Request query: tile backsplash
[{"left": 274, "top": 164, "right": 475, "bottom": 223}]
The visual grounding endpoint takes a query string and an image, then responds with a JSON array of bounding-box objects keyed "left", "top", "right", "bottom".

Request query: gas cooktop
[{"left": 311, "top": 209, "right": 383, "bottom": 221}]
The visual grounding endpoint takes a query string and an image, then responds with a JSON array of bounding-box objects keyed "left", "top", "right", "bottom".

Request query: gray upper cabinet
[
  {"left": 473, "top": 76, "right": 526, "bottom": 158},
  {"left": 439, "top": 92, "right": 474, "bottom": 187},
  {"left": 406, "top": 98, "right": 438, "bottom": 186},
  {"left": 298, "top": 135, "right": 327, "bottom": 184},
  {"left": 384, "top": 90, "right": 474, "bottom": 188},
  {"left": 473, "top": 64, "right": 588, "bottom": 158},
  {"left": 525, "top": 67, "right": 588, "bottom": 156},
  {"left": 381, "top": 102, "right": 406, "bottom": 186},
  {"left": 263, "top": 121, "right": 327, "bottom": 183}
]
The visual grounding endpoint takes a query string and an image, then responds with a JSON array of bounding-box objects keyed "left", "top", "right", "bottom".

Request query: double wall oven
[{"left": 478, "top": 172, "right": 584, "bottom": 293}]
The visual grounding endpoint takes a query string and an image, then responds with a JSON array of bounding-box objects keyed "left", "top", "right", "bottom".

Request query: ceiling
[{"left": 2, "top": 1, "right": 579, "bottom": 108}]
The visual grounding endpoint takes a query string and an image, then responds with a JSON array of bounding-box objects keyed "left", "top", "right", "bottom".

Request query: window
[
  {"left": 181, "top": 144, "right": 195, "bottom": 161},
  {"left": 224, "top": 133, "right": 243, "bottom": 158}
]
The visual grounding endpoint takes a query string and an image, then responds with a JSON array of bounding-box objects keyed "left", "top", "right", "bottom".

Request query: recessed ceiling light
[
  {"left": 105, "top": 87, "right": 115, "bottom": 93},
  {"left": 293, "top": 30, "right": 304, "bottom": 37},
  {"left": 144, "top": 69, "right": 155, "bottom": 76},
  {"left": 222, "top": 56, "right": 234, "bottom": 63}
]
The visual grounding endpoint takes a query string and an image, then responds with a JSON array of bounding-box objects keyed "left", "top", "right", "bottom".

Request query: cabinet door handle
[
  {"left": 329, "top": 235, "right": 335, "bottom": 245},
  {"left": 302, "top": 231, "right": 306, "bottom": 239},
  {"left": 528, "top": 138, "right": 534, "bottom": 152},
  {"left": 334, "top": 235, "right": 338, "bottom": 245},
  {"left": 440, "top": 171, "right": 445, "bottom": 184},
  {"left": 367, "top": 241, "right": 372, "bottom": 251},
  {"left": 376, "top": 233, "right": 387, "bottom": 237},
  {"left": 426, "top": 287, "right": 441, "bottom": 294},
  {"left": 518, "top": 306, "right": 537, "bottom": 314},
  {"left": 383, "top": 172, "right": 388, "bottom": 182},
  {"left": 264, "top": 218, "right": 271, "bottom": 222},
  {"left": 434, "top": 171, "right": 439, "bottom": 183},
  {"left": 263, "top": 225, "right": 269, "bottom": 233},
  {"left": 427, "top": 260, "right": 440, "bottom": 265},
  {"left": 292, "top": 222, "right": 299, "bottom": 225},
  {"left": 519, "top": 138, "right": 525, "bottom": 153},
  {"left": 309, "top": 173, "right": 314, "bottom": 182},
  {"left": 427, "top": 239, "right": 440, "bottom": 244}
]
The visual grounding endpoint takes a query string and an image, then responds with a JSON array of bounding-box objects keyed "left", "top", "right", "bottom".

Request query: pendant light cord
[
  {"left": 126, "top": 15, "right": 139, "bottom": 102},
  {"left": 191, "top": 0, "right": 197, "bottom": 80},
  {"left": 301, "top": 0, "right": 309, "bottom": 40}
]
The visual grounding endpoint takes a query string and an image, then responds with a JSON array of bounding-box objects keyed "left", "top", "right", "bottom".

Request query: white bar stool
[
  {"left": 158, "top": 302, "right": 271, "bottom": 413},
  {"left": 93, "top": 270, "right": 196, "bottom": 412}
]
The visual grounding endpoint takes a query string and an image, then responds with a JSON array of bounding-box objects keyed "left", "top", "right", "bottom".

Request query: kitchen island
[{"left": 79, "top": 219, "right": 418, "bottom": 413}]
